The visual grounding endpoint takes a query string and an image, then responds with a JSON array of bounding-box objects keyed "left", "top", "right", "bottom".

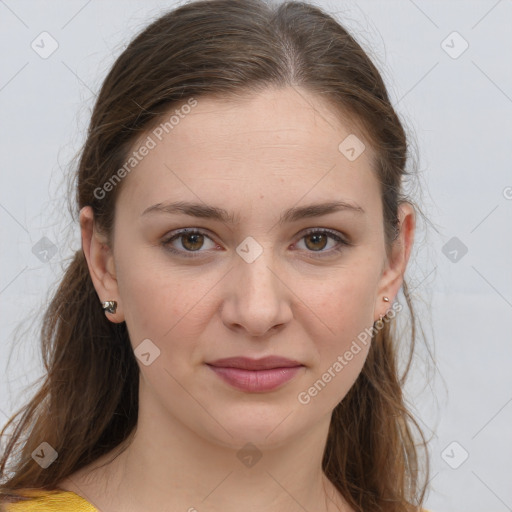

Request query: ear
[
  {"left": 79, "top": 206, "right": 125, "bottom": 323},
  {"left": 374, "top": 202, "right": 415, "bottom": 322}
]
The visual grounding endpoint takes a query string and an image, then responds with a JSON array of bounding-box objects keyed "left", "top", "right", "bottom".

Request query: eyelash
[{"left": 161, "top": 228, "right": 351, "bottom": 259}]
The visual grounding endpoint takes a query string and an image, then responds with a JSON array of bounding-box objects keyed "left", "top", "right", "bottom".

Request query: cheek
[
  {"left": 298, "top": 280, "right": 375, "bottom": 411},
  {"left": 116, "top": 250, "right": 216, "bottom": 358},
  {"left": 306, "top": 269, "right": 378, "bottom": 347}
]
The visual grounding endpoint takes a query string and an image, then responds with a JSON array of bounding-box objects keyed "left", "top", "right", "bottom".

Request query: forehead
[{"left": 117, "top": 86, "right": 380, "bottom": 221}]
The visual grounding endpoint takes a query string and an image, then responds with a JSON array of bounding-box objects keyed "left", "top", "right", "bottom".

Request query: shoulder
[{"left": 1, "top": 490, "right": 98, "bottom": 512}]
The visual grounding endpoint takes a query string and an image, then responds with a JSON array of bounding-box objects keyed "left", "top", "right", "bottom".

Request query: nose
[{"left": 220, "top": 245, "right": 293, "bottom": 338}]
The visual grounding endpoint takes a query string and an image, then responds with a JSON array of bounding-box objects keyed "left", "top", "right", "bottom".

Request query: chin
[{"left": 198, "top": 400, "right": 308, "bottom": 450}]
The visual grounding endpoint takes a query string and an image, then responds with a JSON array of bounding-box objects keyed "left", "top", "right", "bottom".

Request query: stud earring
[
  {"left": 102, "top": 300, "right": 117, "bottom": 314},
  {"left": 378, "top": 296, "right": 390, "bottom": 321}
]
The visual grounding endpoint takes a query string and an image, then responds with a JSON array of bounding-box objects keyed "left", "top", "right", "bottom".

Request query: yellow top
[
  {"left": 2, "top": 489, "right": 432, "bottom": 512},
  {"left": 2, "top": 490, "right": 98, "bottom": 512}
]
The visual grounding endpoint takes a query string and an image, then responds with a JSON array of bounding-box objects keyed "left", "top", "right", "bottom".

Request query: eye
[
  {"left": 293, "top": 228, "right": 350, "bottom": 257},
  {"left": 161, "top": 228, "right": 350, "bottom": 258},
  {"left": 161, "top": 229, "right": 217, "bottom": 258}
]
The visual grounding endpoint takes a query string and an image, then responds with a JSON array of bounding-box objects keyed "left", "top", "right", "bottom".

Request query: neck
[{"left": 64, "top": 393, "right": 350, "bottom": 512}]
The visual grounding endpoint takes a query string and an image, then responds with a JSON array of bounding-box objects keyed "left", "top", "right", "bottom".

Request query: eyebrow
[{"left": 141, "top": 200, "right": 365, "bottom": 226}]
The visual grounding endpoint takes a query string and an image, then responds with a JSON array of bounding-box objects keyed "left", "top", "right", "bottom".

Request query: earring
[
  {"left": 102, "top": 300, "right": 117, "bottom": 314},
  {"left": 379, "top": 296, "right": 390, "bottom": 321}
]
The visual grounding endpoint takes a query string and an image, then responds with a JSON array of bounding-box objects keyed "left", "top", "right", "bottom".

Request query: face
[{"left": 81, "top": 86, "right": 413, "bottom": 450}]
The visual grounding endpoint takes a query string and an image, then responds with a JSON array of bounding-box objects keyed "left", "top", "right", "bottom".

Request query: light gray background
[{"left": 1, "top": 1, "right": 511, "bottom": 511}]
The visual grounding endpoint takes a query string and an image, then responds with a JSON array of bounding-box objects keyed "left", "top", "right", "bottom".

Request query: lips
[
  {"left": 207, "top": 356, "right": 303, "bottom": 370},
  {"left": 206, "top": 356, "right": 304, "bottom": 392}
]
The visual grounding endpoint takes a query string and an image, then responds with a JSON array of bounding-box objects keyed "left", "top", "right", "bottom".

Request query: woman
[{"left": 0, "top": 0, "right": 431, "bottom": 510}]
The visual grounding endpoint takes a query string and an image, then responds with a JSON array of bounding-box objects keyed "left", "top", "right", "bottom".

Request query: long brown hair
[{"left": 0, "top": 1, "right": 430, "bottom": 510}]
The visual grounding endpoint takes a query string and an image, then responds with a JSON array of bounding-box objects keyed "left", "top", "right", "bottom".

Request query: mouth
[{"left": 206, "top": 356, "right": 305, "bottom": 393}]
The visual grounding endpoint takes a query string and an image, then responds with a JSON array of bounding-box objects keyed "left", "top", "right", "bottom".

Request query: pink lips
[{"left": 206, "top": 356, "right": 304, "bottom": 392}]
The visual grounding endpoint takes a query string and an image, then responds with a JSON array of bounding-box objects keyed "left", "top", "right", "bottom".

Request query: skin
[{"left": 61, "top": 86, "right": 415, "bottom": 512}]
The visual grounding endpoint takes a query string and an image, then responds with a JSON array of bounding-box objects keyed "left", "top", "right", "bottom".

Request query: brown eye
[
  {"left": 181, "top": 232, "right": 205, "bottom": 251},
  {"left": 162, "top": 229, "right": 217, "bottom": 257},
  {"left": 304, "top": 232, "right": 329, "bottom": 251},
  {"left": 162, "top": 228, "right": 349, "bottom": 259},
  {"left": 295, "top": 229, "right": 350, "bottom": 257}
]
